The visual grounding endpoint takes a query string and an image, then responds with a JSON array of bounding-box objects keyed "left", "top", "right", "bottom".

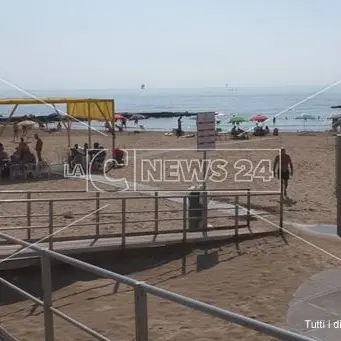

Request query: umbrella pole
[
  {"left": 112, "top": 100, "right": 116, "bottom": 153},
  {"left": 87, "top": 102, "right": 91, "bottom": 147}
]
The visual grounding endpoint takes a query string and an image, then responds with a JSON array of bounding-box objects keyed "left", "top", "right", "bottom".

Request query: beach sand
[
  {"left": 0, "top": 233, "right": 341, "bottom": 341},
  {"left": 0, "top": 127, "right": 336, "bottom": 227},
  {"left": 0, "top": 127, "right": 340, "bottom": 340}
]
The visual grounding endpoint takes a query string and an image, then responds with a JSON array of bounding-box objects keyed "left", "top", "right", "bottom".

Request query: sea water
[{"left": 0, "top": 86, "right": 340, "bottom": 132}]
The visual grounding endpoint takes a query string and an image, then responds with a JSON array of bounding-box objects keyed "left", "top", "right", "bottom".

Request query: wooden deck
[{"left": 0, "top": 225, "right": 278, "bottom": 270}]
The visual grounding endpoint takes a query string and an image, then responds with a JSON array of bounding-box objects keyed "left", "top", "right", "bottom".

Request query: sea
[{"left": 0, "top": 86, "right": 340, "bottom": 132}]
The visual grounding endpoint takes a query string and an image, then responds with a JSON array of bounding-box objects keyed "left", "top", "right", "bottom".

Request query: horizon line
[{"left": 0, "top": 84, "right": 337, "bottom": 93}]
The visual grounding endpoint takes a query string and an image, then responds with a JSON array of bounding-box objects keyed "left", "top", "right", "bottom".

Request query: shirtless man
[{"left": 273, "top": 147, "right": 293, "bottom": 197}]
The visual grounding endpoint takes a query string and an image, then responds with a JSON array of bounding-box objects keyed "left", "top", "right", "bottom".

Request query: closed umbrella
[{"left": 250, "top": 114, "right": 268, "bottom": 122}]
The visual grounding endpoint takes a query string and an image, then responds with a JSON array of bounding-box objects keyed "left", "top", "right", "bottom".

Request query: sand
[
  {"left": 0, "top": 127, "right": 340, "bottom": 340},
  {"left": 0, "top": 233, "right": 341, "bottom": 341},
  {"left": 0, "top": 127, "right": 337, "bottom": 228}
]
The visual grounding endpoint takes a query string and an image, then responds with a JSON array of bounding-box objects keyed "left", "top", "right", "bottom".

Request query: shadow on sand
[{"left": 0, "top": 236, "right": 275, "bottom": 311}]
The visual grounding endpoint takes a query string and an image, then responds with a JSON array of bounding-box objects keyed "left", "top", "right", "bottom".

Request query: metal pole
[
  {"left": 182, "top": 196, "right": 187, "bottom": 243},
  {"left": 95, "top": 192, "right": 100, "bottom": 237},
  {"left": 48, "top": 201, "right": 53, "bottom": 250},
  {"left": 202, "top": 150, "right": 208, "bottom": 231},
  {"left": 112, "top": 99, "right": 116, "bottom": 153},
  {"left": 41, "top": 251, "right": 54, "bottom": 341},
  {"left": 27, "top": 192, "right": 31, "bottom": 240},
  {"left": 154, "top": 192, "right": 159, "bottom": 235},
  {"left": 234, "top": 196, "right": 239, "bottom": 238},
  {"left": 279, "top": 188, "right": 284, "bottom": 236},
  {"left": 87, "top": 102, "right": 91, "bottom": 147},
  {"left": 335, "top": 135, "right": 341, "bottom": 237},
  {"left": 134, "top": 283, "right": 148, "bottom": 341},
  {"left": 122, "top": 198, "right": 126, "bottom": 247},
  {"left": 246, "top": 190, "right": 251, "bottom": 231}
]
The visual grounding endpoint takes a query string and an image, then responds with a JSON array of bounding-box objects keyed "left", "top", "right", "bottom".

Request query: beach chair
[
  {"left": 37, "top": 161, "right": 51, "bottom": 178},
  {"left": 24, "top": 163, "right": 37, "bottom": 179},
  {"left": 10, "top": 164, "right": 25, "bottom": 180},
  {"left": 231, "top": 131, "right": 249, "bottom": 140}
]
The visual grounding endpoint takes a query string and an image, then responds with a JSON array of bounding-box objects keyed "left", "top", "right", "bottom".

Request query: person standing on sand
[
  {"left": 13, "top": 122, "right": 19, "bottom": 141},
  {"left": 273, "top": 147, "right": 293, "bottom": 197},
  {"left": 177, "top": 116, "right": 183, "bottom": 138},
  {"left": 34, "top": 134, "right": 43, "bottom": 162}
]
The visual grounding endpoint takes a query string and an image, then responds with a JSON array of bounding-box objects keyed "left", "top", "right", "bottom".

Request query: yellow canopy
[
  {"left": 0, "top": 97, "right": 114, "bottom": 121},
  {"left": 0, "top": 97, "right": 116, "bottom": 149}
]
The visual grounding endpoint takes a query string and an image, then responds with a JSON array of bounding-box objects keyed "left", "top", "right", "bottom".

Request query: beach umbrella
[
  {"left": 17, "top": 120, "right": 36, "bottom": 127},
  {"left": 115, "top": 114, "right": 126, "bottom": 121},
  {"left": 229, "top": 116, "right": 247, "bottom": 124},
  {"left": 130, "top": 114, "right": 146, "bottom": 120},
  {"left": 250, "top": 114, "right": 268, "bottom": 122},
  {"left": 295, "top": 113, "right": 316, "bottom": 131}
]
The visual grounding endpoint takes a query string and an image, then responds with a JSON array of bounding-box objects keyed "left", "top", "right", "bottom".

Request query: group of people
[
  {"left": 68, "top": 142, "right": 125, "bottom": 173},
  {"left": 231, "top": 125, "right": 248, "bottom": 139},
  {"left": 68, "top": 142, "right": 105, "bottom": 172},
  {"left": 0, "top": 134, "right": 44, "bottom": 179},
  {"left": 105, "top": 117, "right": 141, "bottom": 133},
  {"left": 12, "top": 122, "right": 29, "bottom": 140},
  {"left": 253, "top": 125, "right": 270, "bottom": 136}
]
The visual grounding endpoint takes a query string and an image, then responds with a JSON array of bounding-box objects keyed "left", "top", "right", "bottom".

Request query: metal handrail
[
  {"left": 0, "top": 189, "right": 283, "bottom": 247},
  {"left": 0, "top": 232, "right": 315, "bottom": 341}
]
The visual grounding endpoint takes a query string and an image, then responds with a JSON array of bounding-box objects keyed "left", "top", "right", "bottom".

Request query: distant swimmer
[{"left": 273, "top": 147, "right": 293, "bottom": 197}]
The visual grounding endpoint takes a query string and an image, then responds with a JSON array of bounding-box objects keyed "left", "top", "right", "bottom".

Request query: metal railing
[
  {"left": 0, "top": 232, "right": 314, "bottom": 341},
  {"left": 0, "top": 189, "right": 283, "bottom": 249}
]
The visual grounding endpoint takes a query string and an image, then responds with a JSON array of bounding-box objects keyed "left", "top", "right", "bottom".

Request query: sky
[{"left": 1, "top": 0, "right": 341, "bottom": 90}]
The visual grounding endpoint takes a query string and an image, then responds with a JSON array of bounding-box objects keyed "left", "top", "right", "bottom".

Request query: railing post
[
  {"left": 234, "top": 196, "right": 239, "bottom": 238},
  {"left": 134, "top": 282, "right": 148, "bottom": 341},
  {"left": 279, "top": 186, "right": 284, "bottom": 236},
  {"left": 122, "top": 198, "right": 126, "bottom": 247},
  {"left": 48, "top": 201, "right": 53, "bottom": 250},
  {"left": 182, "top": 196, "right": 187, "bottom": 243},
  {"left": 95, "top": 192, "right": 100, "bottom": 237},
  {"left": 40, "top": 250, "right": 54, "bottom": 341},
  {"left": 246, "top": 190, "right": 251, "bottom": 230},
  {"left": 154, "top": 192, "right": 159, "bottom": 235},
  {"left": 27, "top": 192, "right": 31, "bottom": 240}
]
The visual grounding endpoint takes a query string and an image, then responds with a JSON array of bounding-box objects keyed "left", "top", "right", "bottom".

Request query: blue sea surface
[{"left": 0, "top": 86, "right": 340, "bottom": 132}]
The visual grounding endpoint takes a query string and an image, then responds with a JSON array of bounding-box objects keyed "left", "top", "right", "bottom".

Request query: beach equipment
[
  {"left": 0, "top": 97, "right": 117, "bottom": 151},
  {"left": 229, "top": 116, "right": 247, "bottom": 124},
  {"left": 295, "top": 113, "right": 316, "bottom": 131},
  {"left": 250, "top": 114, "right": 268, "bottom": 122}
]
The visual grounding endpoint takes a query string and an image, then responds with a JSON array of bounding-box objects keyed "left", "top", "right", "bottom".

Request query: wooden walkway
[{"left": 0, "top": 225, "right": 278, "bottom": 270}]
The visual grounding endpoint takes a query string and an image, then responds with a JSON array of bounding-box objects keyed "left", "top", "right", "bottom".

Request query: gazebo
[{"left": 0, "top": 97, "right": 116, "bottom": 150}]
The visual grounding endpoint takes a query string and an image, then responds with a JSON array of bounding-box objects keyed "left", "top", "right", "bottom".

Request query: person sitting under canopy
[{"left": 113, "top": 147, "right": 124, "bottom": 165}]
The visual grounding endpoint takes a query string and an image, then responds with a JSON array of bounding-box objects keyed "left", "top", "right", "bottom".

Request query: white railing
[
  {"left": 0, "top": 189, "right": 284, "bottom": 247},
  {"left": 0, "top": 232, "right": 314, "bottom": 341}
]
